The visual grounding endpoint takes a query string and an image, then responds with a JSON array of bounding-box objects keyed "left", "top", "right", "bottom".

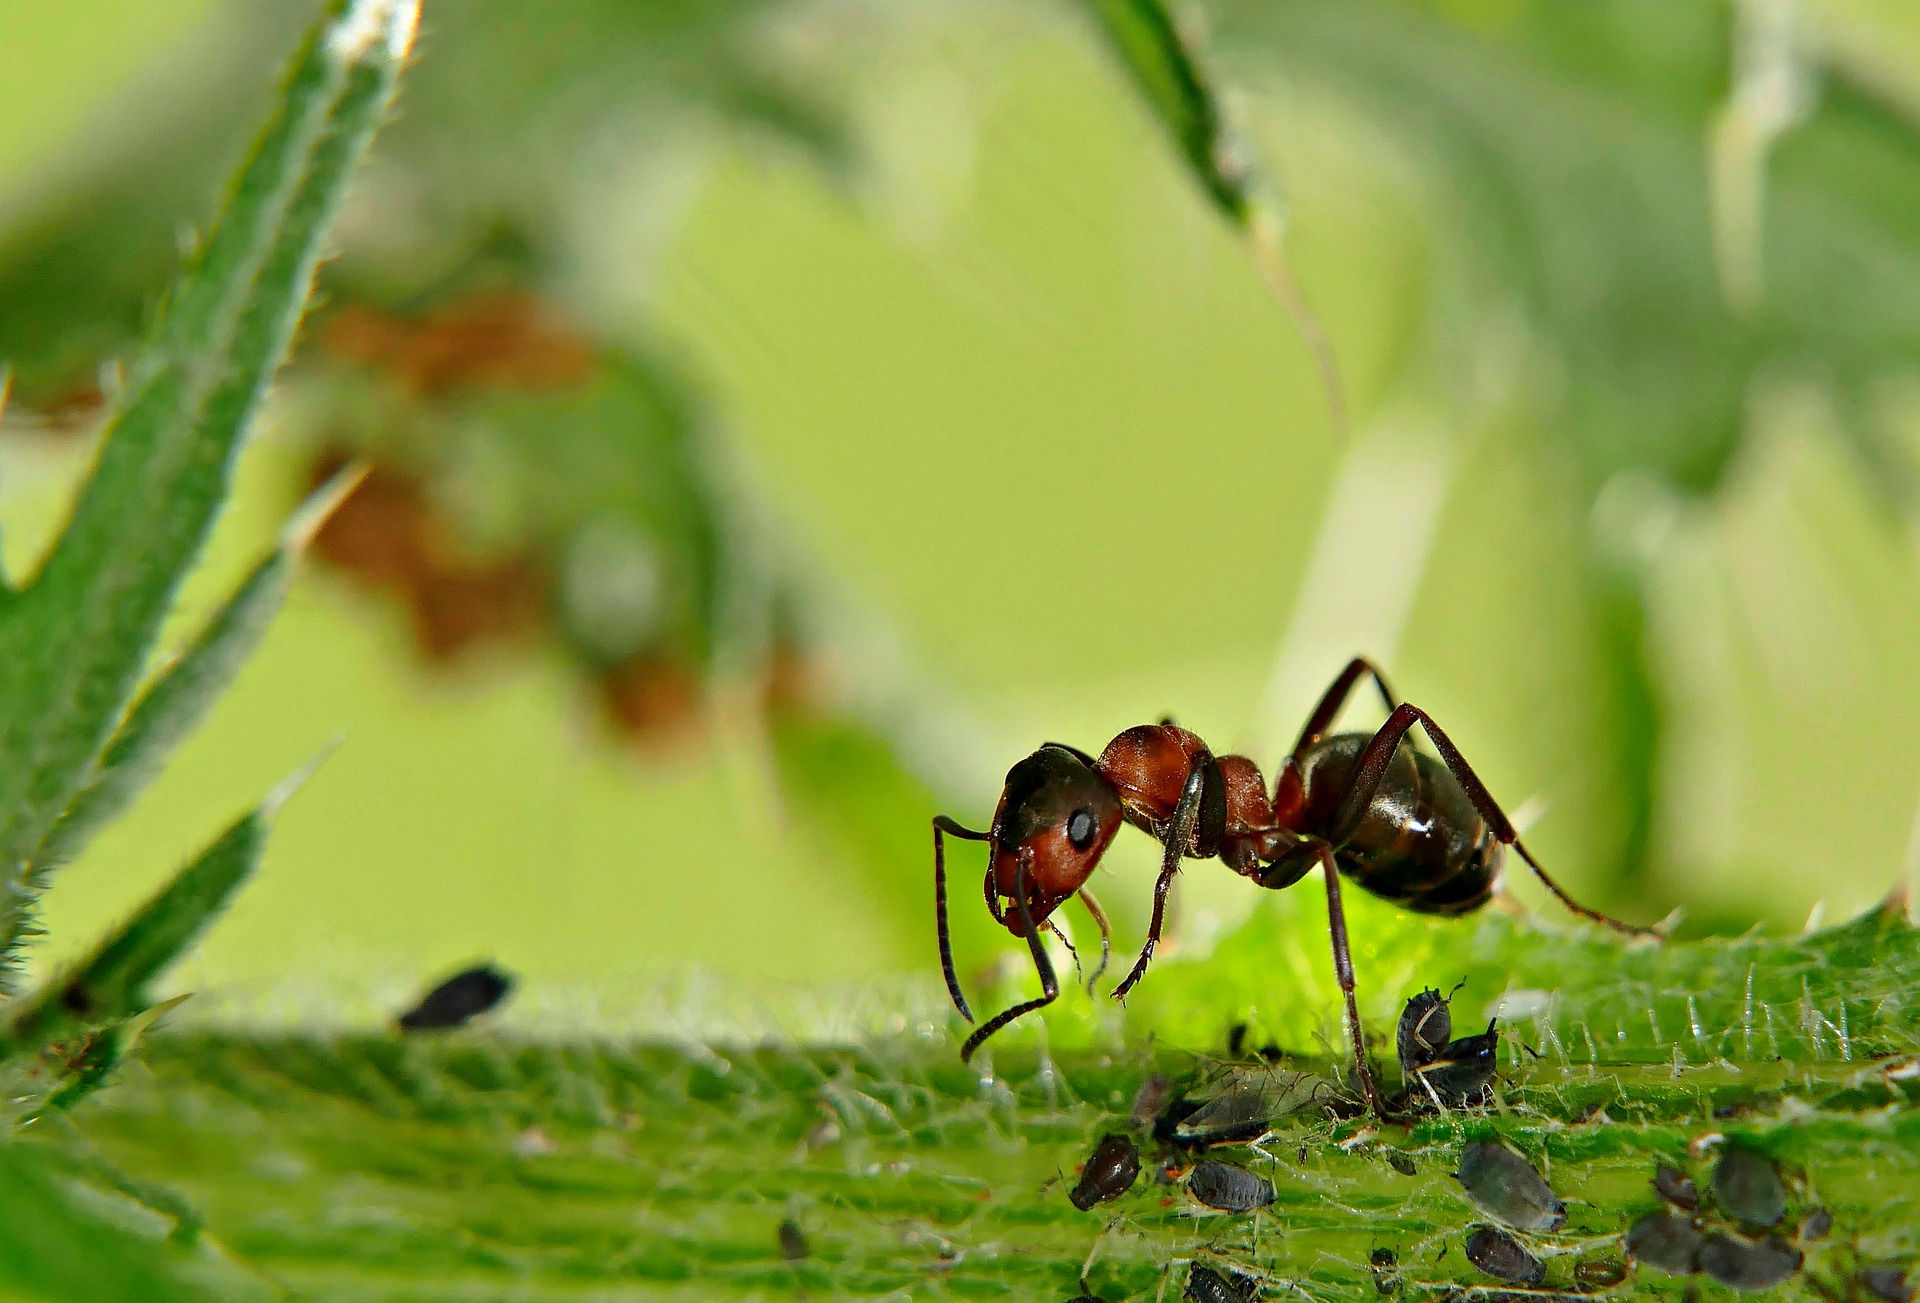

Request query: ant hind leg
[
  {"left": 1316, "top": 844, "right": 1384, "bottom": 1115},
  {"left": 1287, "top": 657, "right": 1402, "bottom": 762},
  {"left": 1328, "top": 705, "right": 1662, "bottom": 939}
]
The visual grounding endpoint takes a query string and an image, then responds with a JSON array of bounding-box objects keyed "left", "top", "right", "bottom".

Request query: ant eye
[{"left": 1066, "top": 808, "right": 1097, "bottom": 850}]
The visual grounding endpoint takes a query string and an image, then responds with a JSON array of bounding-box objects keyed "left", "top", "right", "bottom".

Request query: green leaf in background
[
  {"left": 2, "top": 767, "right": 312, "bottom": 1060},
  {"left": 1215, "top": 0, "right": 1920, "bottom": 496},
  {"left": 30, "top": 467, "right": 362, "bottom": 878},
  {"left": 1084, "top": 0, "right": 1349, "bottom": 444},
  {"left": 0, "top": 0, "right": 414, "bottom": 976},
  {"left": 1083, "top": 0, "right": 1255, "bottom": 221}
]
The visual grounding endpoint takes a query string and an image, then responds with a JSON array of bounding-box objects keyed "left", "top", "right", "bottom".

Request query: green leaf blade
[
  {"left": 0, "top": 0, "right": 413, "bottom": 937},
  {"left": 28, "top": 469, "right": 360, "bottom": 882},
  {"left": 3, "top": 806, "right": 269, "bottom": 1057},
  {"left": 1083, "top": 0, "right": 1349, "bottom": 443},
  {"left": 1083, "top": 0, "right": 1252, "bottom": 222}
]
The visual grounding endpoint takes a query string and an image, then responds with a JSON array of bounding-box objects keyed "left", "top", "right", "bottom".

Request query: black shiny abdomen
[{"left": 1294, "top": 734, "right": 1501, "bottom": 915}]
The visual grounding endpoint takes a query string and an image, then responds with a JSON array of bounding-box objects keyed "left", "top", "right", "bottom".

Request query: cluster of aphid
[
  {"left": 1054, "top": 988, "right": 1518, "bottom": 1299},
  {"left": 1629, "top": 1146, "right": 1911, "bottom": 1300},
  {"left": 1065, "top": 1065, "right": 1299, "bottom": 1221},
  {"left": 1057, "top": 1061, "right": 1321, "bottom": 1299},
  {"left": 1386, "top": 985, "right": 1499, "bottom": 1113},
  {"left": 1047, "top": 987, "right": 1914, "bottom": 1301}
]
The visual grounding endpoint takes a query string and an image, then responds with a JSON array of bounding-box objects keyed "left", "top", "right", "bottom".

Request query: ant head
[{"left": 987, "top": 744, "right": 1123, "bottom": 935}]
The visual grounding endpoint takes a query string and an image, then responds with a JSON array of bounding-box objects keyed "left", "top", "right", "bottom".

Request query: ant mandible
[{"left": 932, "top": 657, "right": 1660, "bottom": 1114}]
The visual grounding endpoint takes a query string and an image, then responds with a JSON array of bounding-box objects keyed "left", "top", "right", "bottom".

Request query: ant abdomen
[{"left": 1291, "top": 733, "right": 1501, "bottom": 914}]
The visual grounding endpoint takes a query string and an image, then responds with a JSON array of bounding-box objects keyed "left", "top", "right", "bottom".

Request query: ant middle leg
[
  {"left": 1077, "top": 886, "right": 1112, "bottom": 994},
  {"left": 961, "top": 855, "right": 1061, "bottom": 1062},
  {"left": 1330, "top": 704, "right": 1661, "bottom": 938},
  {"left": 1047, "top": 921, "right": 1082, "bottom": 986},
  {"left": 1258, "top": 840, "right": 1384, "bottom": 1115}
]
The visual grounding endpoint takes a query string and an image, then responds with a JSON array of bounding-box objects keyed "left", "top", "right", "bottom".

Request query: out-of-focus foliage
[
  {"left": 0, "top": 0, "right": 843, "bottom": 404},
  {"left": 1217, "top": 0, "right": 1920, "bottom": 496},
  {"left": 0, "top": 0, "right": 987, "bottom": 1002},
  {"left": 5, "top": 0, "right": 1920, "bottom": 1015}
]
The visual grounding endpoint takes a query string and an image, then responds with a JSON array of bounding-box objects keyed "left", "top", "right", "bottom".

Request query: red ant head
[{"left": 988, "top": 745, "right": 1123, "bottom": 936}]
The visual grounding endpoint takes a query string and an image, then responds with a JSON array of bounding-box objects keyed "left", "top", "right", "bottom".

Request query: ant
[{"left": 933, "top": 656, "right": 1659, "bottom": 1113}]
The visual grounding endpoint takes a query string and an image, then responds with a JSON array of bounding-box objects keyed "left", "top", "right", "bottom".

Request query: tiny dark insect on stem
[{"left": 933, "top": 656, "right": 1659, "bottom": 1114}]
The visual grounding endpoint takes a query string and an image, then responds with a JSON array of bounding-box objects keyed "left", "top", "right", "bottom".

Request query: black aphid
[
  {"left": 1067, "top": 1296, "right": 1109, "bottom": 1303},
  {"left": 1455, "top": 1140, "right": 1566, "bottom": 1231},
  {"left": 1188, "top": 1159, "right": 1276, "bottom": 1213},
  {"left": 1144, "top": 1083, "right": 1199, "bottom": 1136},
  {"left": 1712, "top": 1144, "right": 1787, "bottom": 1227},
  {"left": 1228, "top": 1023, "right": 1249, "bottom": 1058},
  {"left": 1465, "top": 1226, "right": 1545, "bottom": 1284},
  {"left": 1573, "top": 1257, "right": 1628, "bottom": 1288},
  {"left": 1626, "top": 1213, "right": 1704, "bottom": 1275},
  {"left": 1698, "top": 1233, "right": 1802, "bottom": 1292},
  {"left": 1387, "top": 1152, "right": 1417, "bottom": 1176},
  {"left": 1370, "top": 1248, "right": 1398, "bottom": 1295},
  {"left": 1411, "top": 1020, "right": 1500, "bottom": 1108},
  {"left": 1397, "top": 988, "right": 1454, "bottom": 1071},
  {"left": 1654, "top": 1162, "right": 1700, "bottom": 1211},
  {"left": 1185, "top": 1263, "right": 1256, "bottom": 1303},
  {"left": 1860, "top": 1266, "right": 1915, "bottom": 1303},
  {"left": 777, "top": 1218, "right": 808, "bottom": 1262},
  {"left": 1797, "top": 1207, "right": 1830, "bottom": 1242},
  {"left": 1071, "top": 1133, "right": 1141, "bottom": 1211},
  {"left": 397, "top": 964, "right": 513, "bottom": 1031}
]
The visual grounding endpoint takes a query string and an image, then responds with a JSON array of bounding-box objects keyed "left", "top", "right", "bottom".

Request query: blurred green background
[{"left": 5, "top": 0, "right": 1920, "bottom": 1039}]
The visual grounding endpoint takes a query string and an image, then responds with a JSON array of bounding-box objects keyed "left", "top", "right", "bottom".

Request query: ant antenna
[{"left": 933, "top": 816, "right": 990, "bottom": 1022}]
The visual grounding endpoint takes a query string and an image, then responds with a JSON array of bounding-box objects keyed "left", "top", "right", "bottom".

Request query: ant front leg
[
  {"left": 1330, "top": 705, "right": 1661, "bottom": 938},
  {"left": 1258, "top": 840, "right": 1384, "bottom": 1116},
  {"left": 1047, "top": 922, "right": 1082, "bottom": 987},
  {"left": 933, "top": 815, "right": 991, "bottom": 1022},
  {"left": 1076, "top": 887, "right": 1112, "bottom": 995},
  {"left": 1111, "top": 752, "right": 1220, "bottom": 1002},
  {"left": 961, "top": 854, "right": 1060, "bottom": 1062}
]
